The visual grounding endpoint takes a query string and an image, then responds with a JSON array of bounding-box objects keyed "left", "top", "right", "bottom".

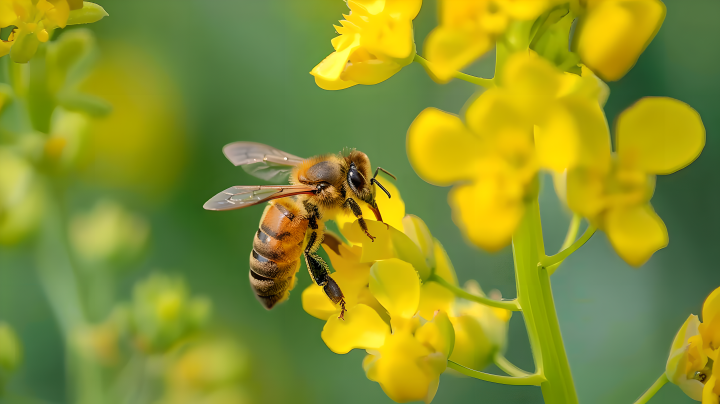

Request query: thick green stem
[{"left": 513, "top": 199, "right": 578, "bottom": 404}]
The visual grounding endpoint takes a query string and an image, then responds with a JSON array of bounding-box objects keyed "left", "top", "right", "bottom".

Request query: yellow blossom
[
  {"left": 0, "top": 0, "right": 108, "bottom": 63},
  {"left": 310, "top": 0, "right": 421, "bottom": 90},
  {"left": 667, "top": 286, "right": 720, "bottom": 403},
  {"left": 408, "top": 53, "right": 609, "bottom": 251},
  {"left": 564, "top": 97, "right": 705, "bottom": 266},
  {"left": 125, "top": 274, "right": 212, "bottom": 353},
  {"left": 0, "top": 147, "right": 44, "bottom": 244},
  {"left": 449, "top": 281, "right": 511, "bottom": 370},
  {"left": 573, "top": 0, "right": 666, "bottom": 81},
  {"left": 424, "top": 0, "right": 562, "bottom": 82}
]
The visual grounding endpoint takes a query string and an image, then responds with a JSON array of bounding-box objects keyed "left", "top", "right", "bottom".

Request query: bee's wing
[
  {"left": 203, "top": 185, "right": 316, "bottom": 211},
  {"left": 223, "top": 142, "right": 305, "bottom": 182}
]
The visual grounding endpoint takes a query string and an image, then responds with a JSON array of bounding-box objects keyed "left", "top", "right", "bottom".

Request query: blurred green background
[{"left": 1, "top": 0, "right": 719, "bottom": 403}]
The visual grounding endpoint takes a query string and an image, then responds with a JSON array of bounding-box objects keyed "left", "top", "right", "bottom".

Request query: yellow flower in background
[
  {"left": 449, "top": 281, "right": 511, "bottom": 370},
  {"left": 424, "top": 0, "right": 562, "bottom": 82},
  {"left": 0, "top": 0, "right": 108, "bottom": 63},
  {"left": 0, "top": 147, "right": 44, "bottom": 244},
  {"left": 565, "top": 97, "right": 705, "bottom": 266},
  {"left": 667, "top": 286, "right": 720, "bottom": 403},
  {"left": 408, "top": 53, "right": 609, "bottom": 251},
  {"left": 79, "top": 44, "right": 188, "bottom": 201},
  {"left": 574, "top": 0, "right": 666, "bottom": 81},
  {"left": 310, "top": 0, "right": 421, "bottom": 90},
  {"left": 69, "top": 199, "right": 150, "bottom": 268},
  {"left": 122, "top": 274, "right": 212, "bottom": 353}
]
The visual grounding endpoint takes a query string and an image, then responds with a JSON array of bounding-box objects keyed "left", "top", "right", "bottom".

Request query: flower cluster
[
  {"left": 303, "top": 182, "right": 510, "bottom": 403},
  {"left": 408, "top": 51, "right": 704, "bottom": 266},
  {"left": 0, "top": 0, "right": 107, "bottom": 63},
  {"left": 666, "top": 286, "right": 720, "bottom": 403}
]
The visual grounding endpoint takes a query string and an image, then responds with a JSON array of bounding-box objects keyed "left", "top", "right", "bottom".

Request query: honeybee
[{"left": 204, "top": 142, "right": 395, "bottom": 319}]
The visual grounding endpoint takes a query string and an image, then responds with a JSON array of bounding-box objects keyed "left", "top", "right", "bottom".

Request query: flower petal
[
  {"left": 407, "top": 108, "right": 481, "bottom": 186},
  {"left": 575, "top": 0, "right": 666, "bottom": 81},
  {"left": 369, "top": 258, "right": 420, "bottom": 319},
  {"left": 616, "top": 97, "right": 705, "bottom": 175},
  {"left": 343, "top": 59, "right": 403, "bottom": 85},
  {"left": 423, "top": 26, "right": 492, "bottom": 83},
  {"left": 415, "top": 311, "right": 455, "bottom": 357},
  {"left": 402, "top": 215, "right": 435, "bottom": 268},
  {"left": 364, "top": 332, "right": 436, "bottom": 403},
  {"left": 449, "top": 182, "right": 524, "bottom": 252},
  {"left": 321, "top": 304, "right": 390, "bottom": 354},
  {"left": 536, "top": 96, "right": 611, "bottom": 173},
  {"left": 302, "top": 284, "right": 337, "bottom": 321},
  {"left": 605, "top": 204, "right": 668, "bottom": 267}
]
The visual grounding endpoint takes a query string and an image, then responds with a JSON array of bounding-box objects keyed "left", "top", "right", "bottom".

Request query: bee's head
[{"left": 344, "top": 150, "right": 394, "bottom": 206}]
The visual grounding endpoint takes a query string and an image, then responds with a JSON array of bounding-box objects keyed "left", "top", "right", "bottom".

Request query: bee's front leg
[
  {"left": 343, "top": 198, "right": 375, "bottom": 242},
  {"left": 368, "top": 200, "right": 390, "bottom": 230}
]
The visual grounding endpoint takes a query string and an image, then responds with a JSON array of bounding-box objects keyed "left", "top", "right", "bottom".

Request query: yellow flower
[
  {"left": 302, "top": 182, "right": 467, "bottom": 403},
  {"left": 69, "top": 199, "right": 150, "bottom": 267},
  {"left": 573, "top": 0, "right": 666, "bottom": 81},
  {"left": 564, "top": 97, "right": 705, "bottom": 266},
  {"left": 310, "top": 0, "right": 421, "bottom": 90},
  {"left": 125, "top": 274, "right": 212, "bottom": 353},
  {"left": 700, "top": 287, "right": 720, "bottom": 362},
  {"left": 0, "top": 0, "right": 108, "bottom": 63},
  {"left": 320, "top": 258, "right": 454, "bottom": 403},
  {"left": 408, "top": 53, "right": 608, "bottom": 251},
  {"left": 667, "top": 286, "right": 720, "bottom": 403},
  {"left": 424, "top": 0, "right": 562, "bottom": 82},
  {"left": 0, "top": 147, "right": 44, "bottom": 244},
  {"left": 449, "top": 281, "right": 511, "bottom": 370}
]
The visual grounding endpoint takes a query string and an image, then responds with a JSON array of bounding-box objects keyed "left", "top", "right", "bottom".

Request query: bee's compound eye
[{"left": 348, "top": 164, "right": 363, "bottom": 191}]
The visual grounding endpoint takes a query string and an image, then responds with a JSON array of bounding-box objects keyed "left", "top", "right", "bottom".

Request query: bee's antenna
[
  {"left": 371, "top": 178, "right": 392, "bottom": 199},
  {"left": 373, "top": 167, "right": 396, "bottom": 181}
]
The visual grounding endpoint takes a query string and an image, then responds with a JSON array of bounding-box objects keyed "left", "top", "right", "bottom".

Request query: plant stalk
[{"left": 513, "top": 199, "right": 578, "bottom": 404}]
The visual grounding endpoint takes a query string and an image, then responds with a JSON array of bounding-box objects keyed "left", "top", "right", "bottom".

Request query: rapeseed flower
[
  {"left": 667, "top": 286, "right": 720, "bottom": 403},
  {"left": 0, "top": 0, "right": 108, "bottom": 63},
  {"left": 311, "top": 0, "right": 421, "bottom": 90},
  {"left": 408, "top": 53, "right": 608, "bottom": 251},
  {"left": 564, "top": 97, "right": 705, "bottom": 266},
  {"left": 303, "top": 181, "right": 510, "bottom": 402}
]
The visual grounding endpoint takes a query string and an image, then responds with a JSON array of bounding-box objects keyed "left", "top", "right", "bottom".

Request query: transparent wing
[
  {"left": 203, "top": 185, "right": 316, "bottom": 211},
  {"left": 223, "top": 142, "right": 305, "bottom": 182}
]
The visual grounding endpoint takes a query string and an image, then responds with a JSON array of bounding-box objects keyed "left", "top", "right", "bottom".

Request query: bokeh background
[{"left": 1, "top": 0, "right": 719, "bottom": 403}]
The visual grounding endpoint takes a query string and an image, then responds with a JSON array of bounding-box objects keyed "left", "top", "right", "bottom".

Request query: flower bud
[
  {"left": 128, "top": 274, "right": 211, "bottom": 353},
  {"left": 69, "top": 199, "right": 150, "bottom": 268},
  {"left": 0, "top": 323, "right": 22, "bottom": 373}
]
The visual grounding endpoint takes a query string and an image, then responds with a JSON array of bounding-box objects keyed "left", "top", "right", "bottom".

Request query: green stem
[
  {"left": 413, "top": 54, "right": 495, "bottom": 88},
  {"left": 540, "top": 225, "right": 597, "bottom": 270},
  {"left": 428, "top": 274, "right": 521, "bottom": 311},
  {"left": 448, "top": 361, "right": 545, "bottom": 386},
  {"left": 494, "top": 353, "right": 533, "bottom": 377},
  {"left": 513, "top": 199, "right": 578, "bottom": 404},
  {"left": 633, "top": 374, "right": 668, "bottom": 404},
  {"left": 35, "top": 178, "right": 105, "bottom": 404},
  {"left": 559, "top": 214, "right": 582, "bottom": 252}
]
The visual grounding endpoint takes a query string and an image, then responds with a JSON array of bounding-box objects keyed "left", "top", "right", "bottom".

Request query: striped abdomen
[{"left": 249, "top": 201, "right": 308, "bottom": 309}]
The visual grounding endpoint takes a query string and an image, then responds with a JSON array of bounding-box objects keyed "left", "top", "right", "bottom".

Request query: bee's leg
[
  {"left": 304, "top": 222, "right": 346, "bottom": 319},
  {"left": 343, "top": 198, "right": 375, "bottom": 242},
  {"left": 367, "top": 200, "right": 389, "bottom": 230}
]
